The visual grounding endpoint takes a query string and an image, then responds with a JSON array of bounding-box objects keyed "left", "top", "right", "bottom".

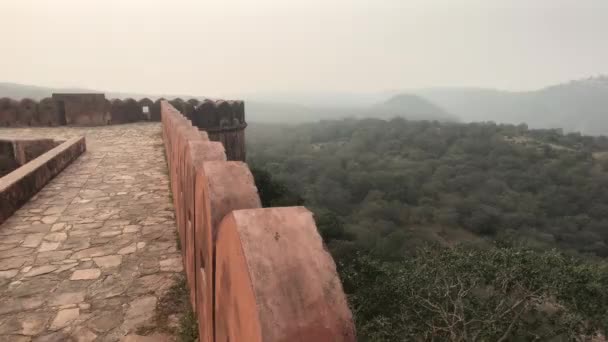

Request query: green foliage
[
  {"left": 178, "top": 310, "right": 199, "bottom": 342},
  {"left": 155, "top": 275, "right": 198, "bottom": 341},
  {"left": 247, "top": 118, "right": 608, "bottom": 340},
  {"left": 340, "top": 245, "right": 608, "bottom": 341},
  {"left": 247, "top": 119, "right": 608, "bottom": 257},
  {"left": 250, "top": 167, "right": 304, "bottom": 207}
]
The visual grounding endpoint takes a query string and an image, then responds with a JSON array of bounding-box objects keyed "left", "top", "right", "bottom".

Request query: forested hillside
[
  {"left": 248, "top": 118, "right": 608, "bottom": 340},
  {"left": 248, "top": 118, "right": 608, "bottom": 257}
]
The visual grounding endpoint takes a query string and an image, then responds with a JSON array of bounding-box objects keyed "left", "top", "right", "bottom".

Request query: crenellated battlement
[
  {"left": 0, "top": 93, "right": 248, "bottom": 161},
  {"left": 161, "top": 101, "right": 355, "bottom": 341},
  {"left": 0, "top": 96, "right": 354, "bottom": 341},
  {"left": 0, "top": 95, "right": 245, "bottom": 128}
]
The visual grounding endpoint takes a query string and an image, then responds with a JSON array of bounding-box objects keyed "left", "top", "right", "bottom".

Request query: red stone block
[{"left": 215, "top": 208, "right": 356, "bottom": 342}]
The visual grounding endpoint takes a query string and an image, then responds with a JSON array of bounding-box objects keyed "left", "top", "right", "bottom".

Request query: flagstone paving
[{"left": 0, "top": 123, "right": 182, "bottom": 341}]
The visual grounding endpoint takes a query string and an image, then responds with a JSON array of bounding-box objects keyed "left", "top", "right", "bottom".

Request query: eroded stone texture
[
  {"left": 190, "top": 100, "right": 247, "bottom": 161},
  {"left": 0, "top": 98, "right": 18, "bottom": 127},
  {"left": 52, "top": 93, "right": 111, "bottom": 126},
  {"left": 0, "top": 123, "right": 182, "bottom": 341},
  {"left": 215, "top": 208, "right": 356, "bottom": 342},
  {"left": 17, "top": 98, "right": 38, "bottom": 126}
]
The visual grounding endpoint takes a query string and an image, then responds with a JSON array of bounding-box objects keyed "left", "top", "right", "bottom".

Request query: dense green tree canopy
[
  {"left": 247, "top": 118, "right": 608, "bottom": 340},
  {"left": 248, "top": 118, "right": 608, "bottom": 258}
]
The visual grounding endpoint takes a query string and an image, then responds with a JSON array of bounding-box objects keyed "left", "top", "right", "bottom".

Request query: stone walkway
[{"left": 0, "top": 123, "right": 182, "bottom": 341}]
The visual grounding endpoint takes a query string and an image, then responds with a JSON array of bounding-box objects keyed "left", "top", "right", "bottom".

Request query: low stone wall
[
  {"left": 0, "top": 138, "right": 59, "bottom": 177},
  {"left": 0, "top": 137, "right": 86, "bottom": 223},
  {"left": 161, "top": 101, "right": 355, "bottom": 342},
  {"left": 0, "top": 96, "right": 161, "bottom": 127}
]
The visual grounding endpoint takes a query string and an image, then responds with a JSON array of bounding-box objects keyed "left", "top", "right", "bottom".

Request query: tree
[
  {"left": 340, "top": 245, "right": 608, "bottom": 342},
  {"left": 250, "top": 167, "right": 303, "bottom": 207}
]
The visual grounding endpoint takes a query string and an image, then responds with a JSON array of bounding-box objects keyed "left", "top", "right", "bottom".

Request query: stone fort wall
[
  {"left": 0, "top": 96, "right": 158, "bottom": 127},
  {"left": 0, "top": 95, "right": 247, "bottom": 161},
  {"left": 161, "top": 101, "right": 355, "bottom": 342}
]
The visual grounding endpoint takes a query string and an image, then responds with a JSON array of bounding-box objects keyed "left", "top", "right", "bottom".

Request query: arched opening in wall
[{"left": 142, "top": 106, "right": 150, "bottom": 120}]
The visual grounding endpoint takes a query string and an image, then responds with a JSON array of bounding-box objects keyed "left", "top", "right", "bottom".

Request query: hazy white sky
[{"left": 1, "top": 0, "right": 607, "bottom": 97}]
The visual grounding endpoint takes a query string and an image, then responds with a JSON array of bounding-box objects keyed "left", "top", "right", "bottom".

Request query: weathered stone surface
[
  {"left": 0, "top": 335, "right": 31, "bottom": 342},
  {"left": 71, "top": 246, "right": 113, "bottom": 259},
  {"left": 87, "top": 311, "right": 123, "bottom": 333},
  {"left": 22, "top": 233, "right": 44, "bottom": 247},
  {"left": 2, "top": 120, "right": 354, "bottom": 342},
  {"left": 0, "top": 246, "right": 33, "bottom": 258},
  {"left": 50, "top": 308, "right": 80, "bottom": 330},
  {"left": 118, "top": 243, "right": 137, "bottom": 255},
  {"left": 44, "top": 232, "right": 67, "bottom": 242},
  {"left": 0, "top": 137, "right": 86, "bottom": 224},
  {"left": 0, "top": 233, "right": 25, "bottom": 244},
  {"left": 0, "top": 269, "right": 18, "bottom": 278},
  {"left": 32, "top": 331, "right": 70, "bottom": 342},
  {"left": 49, "top": 291, "right": 86, "bottom": 306},
  {"left": 123, "top": 296, "right": 157, "bottom": 331},
  {"left": 99, "top": 230, "right": 121, "bottom": 238},
  {"left": 0, "top": 255, "right": 32, "bottom": 270},
  {"left": 128, "top": 274, "right": 174, "bottom": 296},
  {"left": 93, "top": 255, "right": 122, "bottom": 268},
  {"left": 60, "top": 238, "right": 90, "bottom": 252},
  {"left": 52, "top": 93, "right": 110, "bottom": 126},
  {"left": 0, "top": 314, "right": 23, "bottom": 335},
  {"left": 159, "top": 258, "right": 182, "bottom": 272},
  {"left": 70, "top": 268, "right": 101, "bottom": 280},
  {"left": 123, "top": 225, "right": 140, "bottom": 233},
  {"left": 214, "top": 208, "right": 356, "bottom": 342},
  {"left": 41, "top": 216, "right": 59, "bottom": 224},
  {"left": 38, "top": 241, "right": 60, "bottom": 252},
  {"left": 24, "top": 265, "right": 58, "bottom": 277},
  {"left": 51, "top": 222, "right": 66, "bottom": 232},
  {"left": 1, "top": 125, "right": 180, "bottom": 342},
  {"left": 0, "top": 296, "right": 44, "bottom": 315},
  {"left": 20, "top": 312, "right": 50, "bottom": 335},
  {"left": 121, "top": 333, "right": 174, "bottom": 342},
  {"left": 71, "top": 327, "right": 98, "bottom": 342},
  {"left": 35, "top": 250, "right": 71, "bottom": 264}
]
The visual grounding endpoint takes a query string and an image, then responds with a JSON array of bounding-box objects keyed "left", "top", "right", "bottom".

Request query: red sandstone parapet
[
  {"left": 216, "top": 208, "right": 356, "bottom": 342},
  {"left": 160, "top": 101, "right": 355, "bottom": 342},
  {"left": 0, "top": 136, "right": 86, "bottom": 223}
]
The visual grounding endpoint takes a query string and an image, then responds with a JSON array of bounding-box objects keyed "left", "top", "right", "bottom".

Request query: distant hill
[
  {"left": 245, "top": 101, "right": 356, "bottom": 123},
  {"left": 414, "top": 76, "right": 608, "bottom": 135},
  {"left": 246, "top": 93, "right": 457, "bottom": 123},
  {"left": 6, "top": 78, "right": 608, "bottom": 132},
  {"left": 370, "top": 94, "right": 457, "bottom": 122}
]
